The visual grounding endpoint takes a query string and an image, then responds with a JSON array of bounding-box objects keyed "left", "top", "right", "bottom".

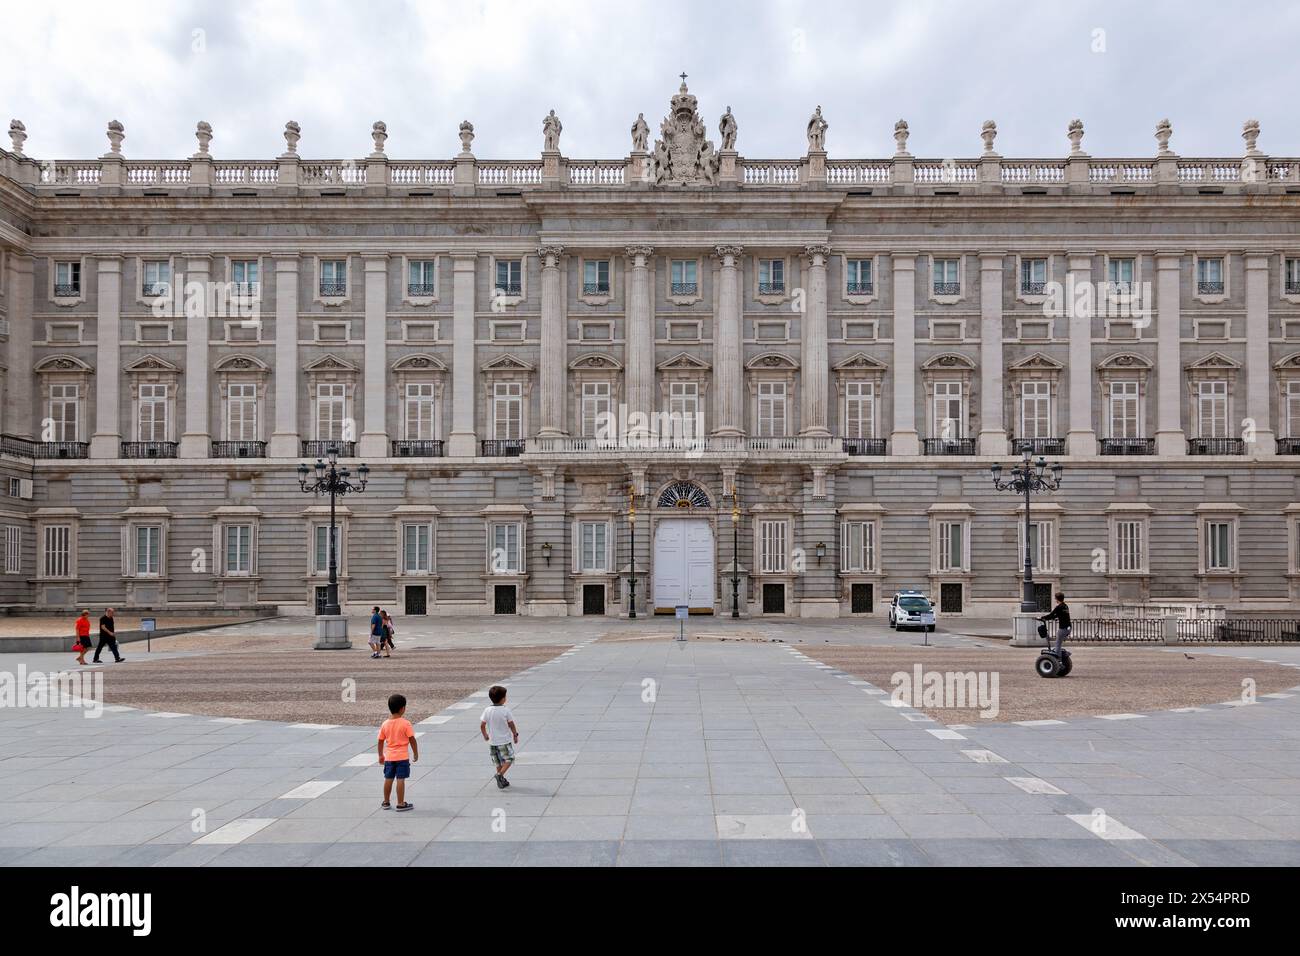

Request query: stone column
[
  {"left": 537, "top": 245, "right": 566, "bottom": 438},
  {"left": 448, "top": 254, "right": 478, "bottom": 457},
  {"left": 890, "top": 254, "right": 920, "bottom": 454},
  {"left": 1066, "top": 253, "right": 1098, "bottom": 455},
  {"left": 800, "top": 244, "right": 831, "bottom": 437},
  {"left": 358, "top": 255, "right": 390, "bottom": 458},
  {"left": 178, "top": 256, "right": 212, "bottom": 458},
  {"left": 624, "top": 245, "right": 655, "bottom": 441},
  {"left": 978, "top": 253, "right": 1007, "bottom": 455},
  {"left": 1154, "top": 253, "right": 1186, "bottom": 456},
  {"left": 267, "top": 256, "right": 301, "bottom": 458},
  {"left": 1245, "top": 254, "right": 1275, "bottom": 457},
  {"left": 89, "top": 257, "right": 122, "bottom": 459},
  {"left": 3, "top": 254, "right": 34, "bottom": 438},
  {"left": 712, "top": 245, "right": 744, "bottom": 437}
]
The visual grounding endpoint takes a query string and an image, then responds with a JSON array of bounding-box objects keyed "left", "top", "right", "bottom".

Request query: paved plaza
[{"left": 2, "top": 618, "right": 1299, "bottom": 867}]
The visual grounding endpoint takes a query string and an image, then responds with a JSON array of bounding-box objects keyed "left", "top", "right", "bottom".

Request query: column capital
[
  {"left": 714, "top": 244, "right": 744, "bottom": 262},
  {"left": 625, "top": 244, "right": 655, "bottom": 261},
  {"left": 803, "top": 243, "right": 831, "bottom": 262},
  {"left": 538, "top": 244, "right": 564, "bottom": 266}
]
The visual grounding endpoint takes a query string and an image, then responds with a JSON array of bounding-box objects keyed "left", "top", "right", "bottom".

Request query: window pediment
[
  {"left": 214, "top": 354, "right": 270, "bottom": 374},
  {"left": 1097, "top": 351, "right": 1153, "bottom": 371},
  {"left": 920, "top": 352, "right": 976, "bottom": 372},
  {"left": 34, "top": 354, "right": 92, "bottom": 374},
  {"left": 391, "top": 353, "right": 447, "bottom": 373},
  {"left": 304, "top": 353, "right": 358, "bottom": 374},
  {"left": 569, "top": 352, "right": 622, "bottom": 371},
  {"left": 1186, "top": 351, "right": 1240, "bottom": 372},
  {"left": 481, "top": 354, "right": 533, "bottom": 373},
  {"left": 657, "top": 351, "right": 710, "bottom": 372},
  {"left": 124, "top": 354, "right": 180, "bottom": 374},
  {"left": 746, "top": 351, "right": 798, "bottom": 371},
  {"left": 832, "top": 352, "right": 888, "bottom": 374},
  {"left": 1008, "top": 352, "right": 1064, "bottom": 373}
]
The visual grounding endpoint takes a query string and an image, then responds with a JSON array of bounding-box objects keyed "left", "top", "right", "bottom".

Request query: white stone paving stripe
[
  {"left": 1067, "top": 813, "right": 1147, "bottom": 841},
  {"left": 289, "top": 722, "right": 339, "bottom": 730},
  {"left": 419, "top": 715, "right": 455, "bottom": 725},
  {"left": 209, "top": 717, "right": 256, "bottom": 724},
  {"left": 342, "top": 752, "right": 377, "bottom": 767},
  {"left": 1097, "top": 713, "right": 1146, "bottom": 721},
  {"left": 961, "top": 749, "right": 1009, "bottom": 764},
  {"left": 1169, "top": 707, "right": 1208, "bottom": 713},
  {"left": 1015, "top": 719, "right": 1067, "bottom": 727},
  {"left": 1262, "top": 692, "right": 1295, "bottom": 699},
  {"left": 1004, "top": 776, "right": 1067, "bottom": 795},
  {"left": 195, "top": 818, "right": 277, "bottom": 845},
  {"left": 446, "top": 702, "right": 477, "bottom": 711},
  {"left": 927, "top": 728, "right": 967, "bottom": 740},
  {"left": 146, "top": 712, "right": 189, "bottom": 719},
  {"left": 279, "top": 779, "right": 343, "bottom": 800}
]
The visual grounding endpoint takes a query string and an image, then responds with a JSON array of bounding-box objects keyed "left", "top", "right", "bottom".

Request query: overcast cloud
[{"left": 3, "top": 0, "right": 1298, "bottom": 162}]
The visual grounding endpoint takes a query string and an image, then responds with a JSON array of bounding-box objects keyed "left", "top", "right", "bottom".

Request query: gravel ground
[
  {"left": 98, "top": 645, "right": 568, "bottom": 725},
  {"left": 799, "top": 644, "right": 1300, "bottom": 723}
]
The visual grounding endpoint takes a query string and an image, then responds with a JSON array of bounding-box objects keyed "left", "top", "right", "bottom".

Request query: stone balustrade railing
[{"left": 524, "top": 435, "right": 844, "bottom": 457}]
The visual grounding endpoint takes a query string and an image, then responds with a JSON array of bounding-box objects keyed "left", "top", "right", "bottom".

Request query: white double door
[{"left": 653, "top": 518, "right": 715, "bottom": 612}]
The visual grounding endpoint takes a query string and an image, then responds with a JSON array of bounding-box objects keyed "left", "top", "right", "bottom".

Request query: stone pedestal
[
  {"left": 314, "top": 615, "right": 351, "bottom": 650},
  {"left": 1009, "top": 612, "right": 1046, "bottom": 647}
]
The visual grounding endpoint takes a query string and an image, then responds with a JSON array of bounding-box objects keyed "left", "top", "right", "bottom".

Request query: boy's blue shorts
[{"left": 382, "top": 759, "right": 410, "bottom": 780}]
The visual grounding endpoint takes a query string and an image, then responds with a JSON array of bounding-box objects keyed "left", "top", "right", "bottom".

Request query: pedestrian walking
[
  {"left": 92, "top": 607, "right": 124, "bottom": 664},
  {"left": 377, "top": 693, "right": 418, "bottom": 811},
  {"left": 380, "top": 610, "right": 396, "bottom": 657},
  {"left": 368, "top": 606, "right": 383, "bottom": 659},
  {"left": 480, "top": 685, "right": 519, "bottom": 790},
  {"left": 73, "top": 610, "right": 91, "bottom": 665}
]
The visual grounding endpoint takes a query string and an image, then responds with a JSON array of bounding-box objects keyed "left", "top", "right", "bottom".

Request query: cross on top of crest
[{"left": 679, "top": 71, "right": 688, "bottom": 87}]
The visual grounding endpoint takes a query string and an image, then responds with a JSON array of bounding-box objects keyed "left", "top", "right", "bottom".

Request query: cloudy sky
[{"left": 4, "top": 0, "right": 1298, "bottom": 162}]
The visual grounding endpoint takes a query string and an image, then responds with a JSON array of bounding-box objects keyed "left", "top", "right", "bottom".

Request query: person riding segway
[{"left": 1035, "top": 591, "right": 1072, "bottom": 678}]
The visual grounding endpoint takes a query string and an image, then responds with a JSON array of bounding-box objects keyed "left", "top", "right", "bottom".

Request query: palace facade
[{"left": 2, "top": 86, "right": 1300, "bottom": 618}]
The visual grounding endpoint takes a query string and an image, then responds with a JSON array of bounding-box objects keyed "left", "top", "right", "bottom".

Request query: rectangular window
[
  {"left": 224, "top": 525, "right": 252, "bottom": 575},
  {"left": 1198, "top": 380, "right": 1228, "bottom": 439},
  {"left": 313, "top": 525, "right": 341, "bottom": 575},
  {"left": 1205, "top": 520, "right": 1233, "bottom": 571},
  {"left": 48, "top": 383, "right": 80, "bottom": 442},
  {"left": 407, "top": 259, "right": 435, "bottom": 295},
  {"left": 1197, "top": 257, "right": 1224, "bottom": 294},
  {"left": 933, "top": 258, "right": 961, "bottom": 293},
  {"left": 846, "top": 259, "right": 873, "bottom": 294},
  {"left": 320, "top": 259, "right": 347, "bottom": 295},
  {"left": 1286, "top": 382, "right": 1300, "bottom": 438},
  {"left": 402, "top": 524, "right": 431, "bottom": 573},
  {"left": 231, "top": 259, "right": 259, "bottom": 295},
  {"left": 227, "top": 383, "right": 258, "bottom": 441},
  {"left": 934, "top": 382, "right": 963, "bottom": 439},
  {"left": 1020, "top": 520, "right": 1055, "bottom": 571},
  {"left": 937, "top": 521, "right": 965, "bottom": 572},
  {"left": 54, "top": 260, "right": 81, "bottom": 296},
  {"left": 1020, "top": 381, "right": 1051, "bottom": 439},
  {"left": 493, "top": 382, "right": 522, "bottom": 440},
  {"left": 404, "top": 383, "right": 436, "bottom": 440},
  {"left": 141, "top": 260, "right": 171, "bottom": 296},
  {"left": 840, "top": 521, "right": 877, "bottom": 572},
  {"left": 491, "top": 523, "right": 521, "bottom": 573},
  {"left": 316, "top": 383, "right": 347, "bottom": 441},
  {"left": 667, "top": 382, "right": 700, "bottom": 440},
  {"left": 1108, "top": 257, "right": 1135, "bottom": 293},
  {"left": 844, "top": 382, "right": 875, "bottom": 439},
  {"left": 760, "top": 520, "right": 788, "bottom": 573},
  {"left": 43, "top": 525, "right": 70, "bottom": 578},
  {"left": 757, "top": 382, "right": 787, "bottom": 437},
  {"left": 758, "top": 259, "right": 785, "bottom": 293},
  {"left": 579, "top": 521, "right": 609, "bottom": 572},
  {"left": 1286, "top": 257, "right": 1300, "bottom": 295},
  {"left": 138, "top": 384, "right": 169, "bottom": 441},
  {"left": 583, "top": 260, "right": 610, "bottom": 295},
  {"left": 1115, "top": 520, "right": 1144, "bottom": 572},
  {"left": 670, "top": 259, "right": 697, "bottom": 294},
  {"left": 135, "top": 526, "right": 162, "bottom": 576},
  {"left": 580, "top": 382, "right": 611, "bottom": 438},
  {"left": 3, "top": 526, "right": 20, "bottom": 574},
  {"left": 1020, "top": 257, "right": 1048, "bottom": 294},
  {"left": 1108, "top": 381, "right": 1140, "bottom": 438},
  {"left": 495, "top": 259, "right": 522, "bottom": 295}
]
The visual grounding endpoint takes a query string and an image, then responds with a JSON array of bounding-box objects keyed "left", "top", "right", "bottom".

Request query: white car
[{"left": 888, "top": 590, "right": 936, "bottom": 632}]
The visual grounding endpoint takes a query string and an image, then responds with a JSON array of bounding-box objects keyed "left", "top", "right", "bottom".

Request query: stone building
[{"left": 2, "top": 86, "right": 1299, "bottom": 618}]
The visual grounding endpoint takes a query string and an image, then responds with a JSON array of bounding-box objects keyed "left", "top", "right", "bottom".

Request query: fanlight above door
[{"left": 656, "top": 481, "right": 711, "bottom": 509}]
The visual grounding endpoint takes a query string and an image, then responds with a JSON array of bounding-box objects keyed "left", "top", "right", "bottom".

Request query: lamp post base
[
  {"left": 313, "top": 615, "right": 352, "bottom": 650},
  {"left": 1009, "top": 612, "right": 1047, "bottom": 647}
]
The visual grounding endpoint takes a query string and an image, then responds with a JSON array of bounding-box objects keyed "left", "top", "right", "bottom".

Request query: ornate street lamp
[
  {"left": 627, "top": 484, "right": 638, "bottom": 619},
  {"left": 731, "top": 485, "right": 741, "bottom": 619},
  {"left": 298, "top": 445, "right": 369, "bottom": 646},
  {"left": 990, "top": 451, "right": 1063, "bottom": 613}
]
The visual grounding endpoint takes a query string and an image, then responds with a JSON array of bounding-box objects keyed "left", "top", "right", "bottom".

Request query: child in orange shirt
[
  {"left": 73, "top": 611, "right": 91, "bottom": 665},
  {"left": 376, "top": 693, "right": 418, "bottom": 812}
]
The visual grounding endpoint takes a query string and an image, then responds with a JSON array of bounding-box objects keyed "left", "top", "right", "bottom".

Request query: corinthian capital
[
  {"left": 714, "top": 244, "right": 744, "bottom": 261},
  {"left": 804, "top": 243, "right": 832, "bottom": 262},
  {"left": 537, "top": 244, "right": 564, "bottom": 266},
  {"left": 625, "top": 244, "right": 655, "bottom": 261}
]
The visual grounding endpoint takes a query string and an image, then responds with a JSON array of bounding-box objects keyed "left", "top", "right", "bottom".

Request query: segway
[{"left": 1034, "top": 623, "right": 1072, "bottom": 678}]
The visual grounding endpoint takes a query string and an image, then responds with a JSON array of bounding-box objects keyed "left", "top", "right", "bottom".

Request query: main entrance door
[{"left": 653, "top": 518, "right": 715, "bottom": 613}]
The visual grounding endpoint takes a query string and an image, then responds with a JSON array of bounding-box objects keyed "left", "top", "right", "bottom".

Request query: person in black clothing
[
  {"left": 1038, "top": 592, "right": 1071, "bottom": 655},
  {"left": 92, "top": 607, "right": 125, "bottom": 663}
]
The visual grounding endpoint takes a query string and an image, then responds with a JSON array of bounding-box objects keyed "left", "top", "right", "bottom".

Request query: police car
[{"left": 888, "top": 589, "right": 937, "bottom": 631}]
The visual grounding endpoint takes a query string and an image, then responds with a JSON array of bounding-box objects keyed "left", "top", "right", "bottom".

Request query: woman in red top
[{"left": 73, "top": 610, "right": 91, "bottom": 665}]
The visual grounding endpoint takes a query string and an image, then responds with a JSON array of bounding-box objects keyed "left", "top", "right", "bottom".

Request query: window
[
  {"left": 1108, "top": 257, "right": 1135, "bottom": 294},
  {"left": 227, "top": 383, "right": 258, "bottom": 441},
  {"left": 1108, "top": 381, "right": 1140, "bottom": 438},
  {"left": 48, "top": 384, "right": 81, "bottom": 442},
  {"left": 42, "top": 525, "right": 70, "bottom": 578},
  {"left": 402, "top": 524, "right": 432, "bottom": 574},
  {"left": 1205, "top": 520, "right": 1234, "bottom": 571},
  {"left": 320, "top": 259, "right": 347, "bottom": 296},
  {"left": 135, "top": 526, "right": 162, "bottom": 576},
  {"left": 1197, "top": 381, "right": 1228, "bottom": 439},
  {"left": 578, "top": 521, "right": 609, "bottom": 572},
  {"left": 1020, "top": 382, "right": 1051, "bottom": 439},
  {"left": 583, "top": 260, "right": 610, "bottom": 295},
  {"left": 1287, "top": 382, "right": 1300, "bottom": 438},
  {"left": 313, "top": 525, "right": 341, "bottom": 575},
  {"left": 1115, "top": 520, "right": 1144, "bottom": 572},
  {"left": 670, "top": 259, "right": 697, "bottom": 295},
  {"left": 1286, "top": 258, "right": 1300, "bottom": 296},
  {"left": 840, "top": 521, "right": 877, "bottom": 572},
  {"left": 490, "top": 522, "right": 521, "bottom": 573},
  {"left": 580, "top": 382, "right": 611, "bottom": 438},
  {"left": 933, "top": 258, "right": 961, "bottom": 295},
  {"left": 934, "top": 382, "right": 963, "bottom": 439},
  {"left": 404, "top": 383, "right": 436, "bottom": 440},
  {"left": 846, "top": 259, "right": 873, "bottom": 295},
  {"left": 140, "top": 260, "right": 171, "bottom": 297},
  {"left": 757, "top": 382, "right": 787, "bottom": 437},
  {"left": 758, "top": 259, "right": 785, "bottom": 294},
  {"left": 844, "top": 382, "right": 875, "bottom": 439},
  {"left": 224, "top": 525, "right": 252, "bottom": 575},
  {"left": 667, "top": 382, "right": 700, "bottom": 438},
  {"left": 407, "top": 259, "right": 435, "bottom": 296},
  {"left": 937, "top": 521, "right": 965, "bottom": 572},
  {"left": 1197, "top": 257, "right": 1224, "bottom": 295},
  {"left": 1020, "top": 258, "right": 1048, "bottom": 295},
  {"left": 1020, "top": 520, "right": 1055, "bottom": 572},
  {"left": 231, "top": 259, "right": 259, "bottom": 296},
  {"left": 138, "top": 384, "right": 169, "bottom": 441},
  {"left": 493, "top": 382, "right": 522, "bottom": 440},
  {"left": 54, "top": 260, "right": 81, "bottom": 297},
  {"left": 496, "top": 259, "right": 522, "bottom": 296},
  {"left": 316, "top": 384, "right": 347, "bottom": 441},
  {"left": 3, "top": 526, "right": 19, "bottom": 575},
  {"left": 760, "top": 520, "right": 788, "bottom": 573}
]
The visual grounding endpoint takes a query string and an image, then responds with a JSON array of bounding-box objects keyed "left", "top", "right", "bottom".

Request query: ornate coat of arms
[{"left": 650, "top": 78, "right": 718, "bottom": 186}]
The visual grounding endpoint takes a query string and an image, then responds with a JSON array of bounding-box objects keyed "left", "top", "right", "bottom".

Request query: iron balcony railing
[
  {"left": 1188, "top": 437, "right": 1244, "bottom": 455},
  {"left": 923, "top": 438, "right": 977, "bottom": 456},
  {"left": 141, "top": 282, "right": 169, "bottom": 297},
  {"left": 1020, "top": 281, "right": 1048, "bottom": 295},
  {"left": 121, "top": 441, "right": 178, "bottom": 459},
  {"left": 482, "top": 439, "right": 525, "bottom": 457},
  {"left": 933, "top": 281, "right": 961, "bottom": 295},
  {"left": 1276, "top": 438, "right": 1300, "bottom": 455},
  {"left": 302, "top": 440, "right": 356, "bottom": 457},
  {"left": 842, "top": 438, "right": 887, "bottom": 456},
  {"left": 1287, "top": 281, "right": 1300, "bottom": 295},
  {"left": 582, "top": 282, "right": 610, "bottom": 295},
  {"left": 231, "top": 282, "right": 259, "bottom": 297},
  {"left": 495, "top": 282, "right": 522, "bottom": 296},
  {"left": 212, "top": 440, "right": 266, "bottom": 458},
  {"left": 670, "top": 282, "right": 698, "bottom": 296},
  {"left": 846, "top": 281, "right": 874, "bottom": 295},
  {"left": 406, "top": 283, "right": 435, "bottom": 296},
  {"left": 1100, "top": 437, "right": 1154, "bottom": 455},
  {"left": 1197, "top": 280, "right": 1225, "bottom": 295},
  {"left": 1011, "top": 437, "right": 1065, "bottom": 455},
  {"left": 0, "top": 434, "right": 90, "bottom": 459},
  {"left": 391, "top": 440, "right": 445, "bottom": 458},
  {"left": 319, "top": 280, "right": 347, "bottom": 297},
  {"left": 53, "top": 283, "right": 80, "bottom": 297},
  {"left": 758, "top": 282, "right": 785, "bottom": 295}
]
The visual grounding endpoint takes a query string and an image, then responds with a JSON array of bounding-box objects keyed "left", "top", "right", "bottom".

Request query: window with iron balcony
[
  {"left": 758, "top": 259, "right": 784, "bottom": 295},
  {"left": 583, "top": 260, "right": 610, "bottom": 296},
  {"left": 407, "top": 259, "right": 435, "bottom": 297},
  {"left": 320, "top": 259, "right": 347, "bottom": 297},
  {"left": 846, "top": 258, "right": 873, "bottom": 295}
]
